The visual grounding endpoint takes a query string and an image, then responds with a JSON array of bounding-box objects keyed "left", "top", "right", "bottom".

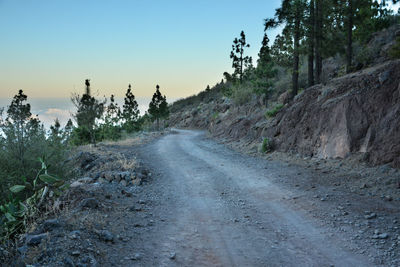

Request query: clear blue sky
[{"left": 0, "top": 0, "right": 282, "bottom": 99}]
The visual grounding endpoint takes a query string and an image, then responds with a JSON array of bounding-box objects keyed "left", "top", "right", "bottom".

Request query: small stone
[
  {"left": 169, "top": 252, "right": 176, "bottom": 260},
  {"left": 129, "top": 206, "right": 140, "bottom": 212},
  {"left": 98, "top": 177, "right": 108, "bottom": 184},
  {"left": 132, "top": 178, "right": 142, "bottom": 186},
  {"left": 360, "top": 183, "right": 367, "bottom": 189},
  {"left": 365, "top": 213, "right": 377, "bottom": 219},
  {"left": 79, "top": 198, "right": 99, "bottom": 209},
  {"left": 121, "top": 189, "right": 132, "bottom": 197},
  {"left": 138, "top": 200, "right": 146, "bottom": 204},
  {"left": 96, "top": 230, "right": 114, "bottom": 242},
  {"left": 384, "top": 196, "right": 393, "bottom": 202},
  {"left": 72, "top": 250, "right": 81, "bottom": 256},
  {"left": 26, "top": 233, "right": 48, "bottom": 246},
  {"left": 17, "top": 245, "right": 28, "bottom": 255},
  {"left": 69, "top": 230, "right": 81, "bottom": 240},
  {"left": 132, "top": 253, "right": 141, "bottom": 260},
  {"left": 63, "top": 257, "right": 75, "bottom": 267},
  {"left": 104, "top": 172, "right": 114, "bottom": 181},
  {"left": 41, "top": 218, "right": 61, "bottom": 232},
  {"left": 77, "top": 177, "right": 93, "bottom": 184},
  {"left": 378, "top": 233, "right": 389, "bottom": 239}
]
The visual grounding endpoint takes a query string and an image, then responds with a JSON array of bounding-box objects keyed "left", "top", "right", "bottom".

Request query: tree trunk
[
  {"left": 315, "top": 0, "right": 323, "bottom": 84},
  {"left": 90, "top": 127, "right": 96, "bottom": 146},
  {"left": 308, "top": 0, "right": 315, "bottom": 87},
  {"left": 292, "top": 8, "right": 301, "bottom": 99},
  {"left": 157, "top": 118, "right": 159, "bottom": 131},
  {"left": 240, "top": 48, "right": 243, "bottom": 82},
  {"left": 346, "top": 0, "right": 353, "bottom": 73}
]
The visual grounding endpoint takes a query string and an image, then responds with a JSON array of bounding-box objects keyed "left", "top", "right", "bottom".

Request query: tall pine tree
[
  {"left": 230, "top": 31, "right": 252, "bottom": 82},
  {"left": 122, "top": 84, "right": 140, "bottom": 132},
  {"left": 148, "top": 85, "right": 169, "bottom": 130},
  {"left": 71, "top": 79, "right": 105, "bottom": 145},
  {"left": 274, "top": 0, "right": 307, "bottom": 98},
  {"left": 253, "top": 33, "right": 276, "bottom": 106}
]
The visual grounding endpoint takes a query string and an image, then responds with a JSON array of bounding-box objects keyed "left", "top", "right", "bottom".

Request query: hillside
[
  {"left": 168, "top": 21, "right": 400, "bottom": 169},
  {"left": 170, "top": 59, "right": 400, "bottom": 169}
]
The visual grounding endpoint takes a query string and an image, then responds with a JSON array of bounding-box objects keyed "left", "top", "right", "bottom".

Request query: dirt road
[{"left": 136, "top": 129, "right": 372, "bottom": 267}]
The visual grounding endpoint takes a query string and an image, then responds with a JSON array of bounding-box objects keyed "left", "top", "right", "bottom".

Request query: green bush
[
  {"left": 69, "top": 126, "right": 91, "bottom": 145},
  {"left": 265, "top": 104, "right": 284, "bottom": 118},
  {"left": 98, "top": 124, "right": 122, "bottom": 141},
  {"left": 212, "top": 112, "right": 219, "bottom": 120},
  {"left": 261, "top": 138, "right": 272, "bottom": 153},
  {"left": 232, "top": 83, "right": 253, "bottom": 105},
  {"left": 389, "top": 37, "right": 400, "bottom": 59},
  {"left": 0, "top": 158, "right": 69, "bottom": 241}
]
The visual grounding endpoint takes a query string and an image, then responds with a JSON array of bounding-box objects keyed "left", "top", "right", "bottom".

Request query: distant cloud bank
[{"left": 0, "top": 97, "right": 176, "bottom": 129}]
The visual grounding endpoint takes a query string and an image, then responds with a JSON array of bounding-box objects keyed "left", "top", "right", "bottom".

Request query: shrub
[
  {"left": 211, "top": 112, "right": 219, "bottom": 120},
  {"left": 389, "top": 37, "right": 400, "bottom": 59},
  {"left": 232, "top": 83, "right": 253, "bottom": 105},
  {"left": 0, "top": 158, "right": 69, "bottom": 241},
  {"left": 261, "top": 138, "right": 273, "bottom": 153},
  {"left": 265, "top": 104, "right": 284, "bottom": 118},
  {"left": 69, "top": 126, "right": 91, "bottom": 146}
]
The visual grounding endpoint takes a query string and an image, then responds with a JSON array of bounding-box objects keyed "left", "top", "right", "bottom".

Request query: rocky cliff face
[
  {"left": 169, "top": 60, "right": 400, "bottom": 168},
  {"left": 264, "top": 60, "right": 400, "bottom": 167}
]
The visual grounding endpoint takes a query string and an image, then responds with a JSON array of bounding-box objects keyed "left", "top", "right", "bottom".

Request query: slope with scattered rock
[
  {"left": 3, "top": 132, "right": 162, "bottom": 266},
  {"left": 170, "top": 59, "right": 400, "bottom": 169},
  {"left": 169, "top": 25, "right": 400, "bottom": 170}
]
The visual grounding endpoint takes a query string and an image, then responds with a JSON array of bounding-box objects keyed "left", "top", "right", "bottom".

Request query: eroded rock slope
[{"left": 170, "top": 60, "right": 400, "bottom": 168}]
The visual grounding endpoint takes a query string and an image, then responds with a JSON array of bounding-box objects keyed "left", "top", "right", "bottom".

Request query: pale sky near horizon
[{"left": 0, "top": 0, "right": 282, "bottom": 99}]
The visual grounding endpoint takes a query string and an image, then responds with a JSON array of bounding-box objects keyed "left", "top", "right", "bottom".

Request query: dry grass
[{"left": 101, "top": 136, "right": 142, "bottom": 147}]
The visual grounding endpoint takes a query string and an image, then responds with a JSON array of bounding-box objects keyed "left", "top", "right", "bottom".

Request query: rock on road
[{"left": 137, "top": 129, "right": 371, "bottom": 267}]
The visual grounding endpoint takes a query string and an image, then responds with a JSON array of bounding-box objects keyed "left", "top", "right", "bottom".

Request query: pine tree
[
  {"left": 106, "top": 94, "right": 121, "bottom": 126},
  {"left": 122, "top": 84, "right": 140, "bottom": 132},
  {"left": 98, "top": 94, "right": 122, "bottom": 140},
  {"left": 230, "top": 31, "right": 252, "bottom": 82},
  {"left": 253, "top": 33, "right": 276, "bottom": 106},
  {"left": 274, "top": 0, "right": 307, "bottom": 98},
  {"left": 315, "top": 0, "right": 323, "bottom": 82},
  {"left": 1, "top": 90, "right": 42, "bottom": 174},
  {"left": 346, "top": 0, "right": 354, "bottom": 73},
  {"left": 307, "top": 0, "right": 315, "bottom": 86},
  {"left": 64, "top": 119, "right": 74, "bottom": 142},
  {"left": 49, "top": 118, "right": 62, "bottom": 143},
  {"left": 71, "top": 79, "right": 105, "bottom": 145},
  {"left": 148, "top": 85, "right": 169, "bottom": 130}
]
